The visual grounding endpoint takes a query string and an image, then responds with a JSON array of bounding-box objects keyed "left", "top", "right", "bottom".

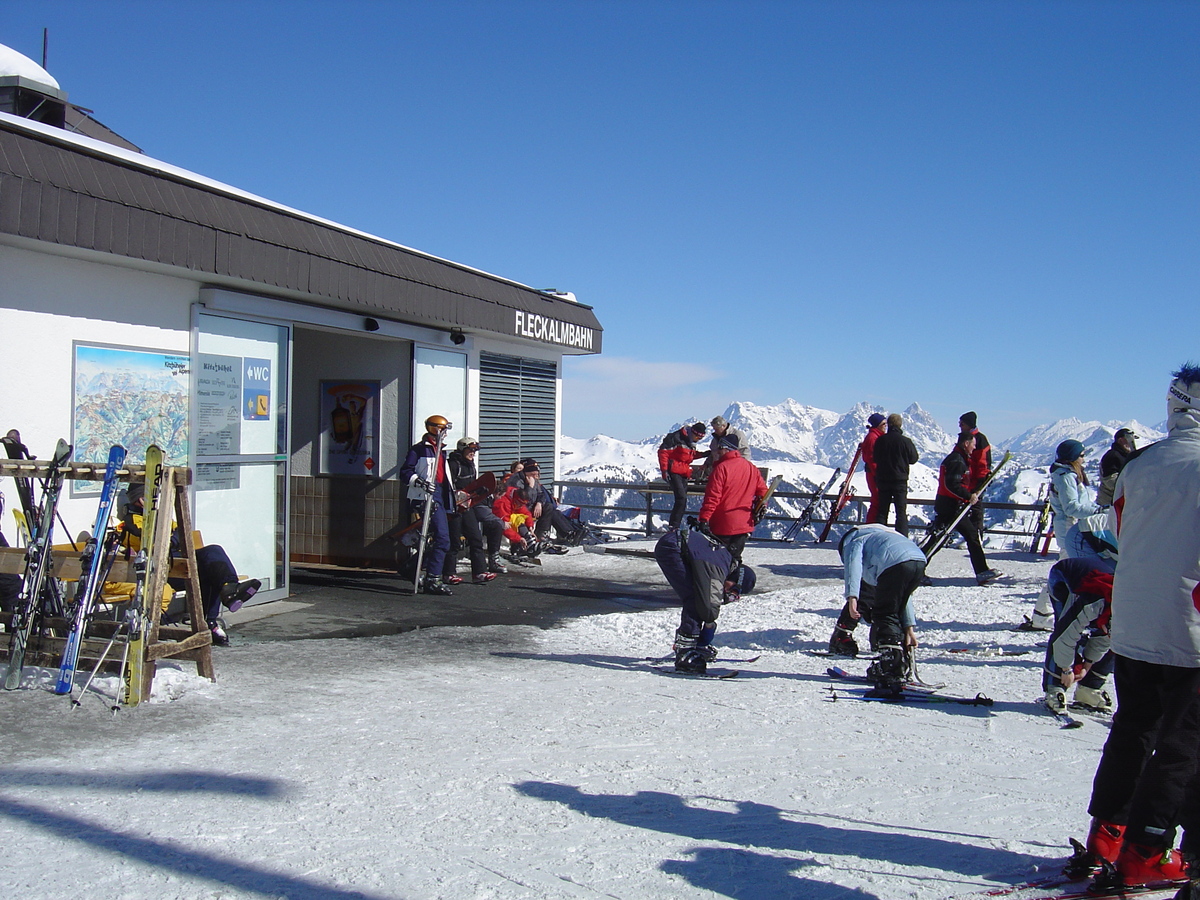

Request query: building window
[{"left": 479, "top": 352, "right": 557, "bottom": 478}]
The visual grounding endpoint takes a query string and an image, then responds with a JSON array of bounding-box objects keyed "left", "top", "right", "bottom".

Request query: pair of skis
[
  {"left": 73, "top": 446, "right": 166, "bottom": 709},
  {"left": 782, "top": 468, "right": 841, "bottom": 542},
  {"left": 55, "top": 445, "right": 127, "bottom": 696},
  {"left": 818, "top": 445, "right": 864, "bottom": 543},
  {"left": 4, "top": 439, "right": 73, "bottom": 690}
]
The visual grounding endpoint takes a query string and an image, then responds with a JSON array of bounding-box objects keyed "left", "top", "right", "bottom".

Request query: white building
[{"left": 0, "top": 43, "right": 603, "bottom": 602}]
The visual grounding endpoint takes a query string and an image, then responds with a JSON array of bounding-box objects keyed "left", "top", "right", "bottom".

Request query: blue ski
[{"left": 54, "top": 445, "right": 126, "bottom": 696}]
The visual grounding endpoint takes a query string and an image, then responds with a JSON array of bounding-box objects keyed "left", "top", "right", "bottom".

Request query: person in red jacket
[
  {"left": 492, "top": 481, "right": 542, "bottom": 560},
  {"left": 658, "top": 422, "right": 706, "bottom": 529},
  {"left": 959, "top": 411, "right": 992, "bottom": 535},
  {"left": 862, "top": 413, "right": 886, "bottom": 524},
  {"left": 697, "top": 433, "right": 768, "bottom": 568}
]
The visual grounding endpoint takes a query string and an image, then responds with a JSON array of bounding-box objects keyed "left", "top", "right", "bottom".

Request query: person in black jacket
[
  {"left": 1097, "top": 428, "right": 1137, "bottom": 506},
  {"left": 930, "top": 432, "right": 1001, "bottom": 585},
  {"left": 444, "top": 438, "right": 506, "bottom": 583},
  {"left": 871, "top": 413, "right": 920, "bottom": 536}
]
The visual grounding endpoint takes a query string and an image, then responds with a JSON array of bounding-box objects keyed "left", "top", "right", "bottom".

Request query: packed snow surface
[{"left": 1, "top": 544, "right": 1107, "bottom": 900}]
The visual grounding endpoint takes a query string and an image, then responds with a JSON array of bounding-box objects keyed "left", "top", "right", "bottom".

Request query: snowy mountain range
[{"left": 557, "top": 398, "right": 1166, "bottom": 538}]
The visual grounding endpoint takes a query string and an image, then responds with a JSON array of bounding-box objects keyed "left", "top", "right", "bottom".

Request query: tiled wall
[{"left": 290, "top": 475, "right": 408, "bottom": 567}]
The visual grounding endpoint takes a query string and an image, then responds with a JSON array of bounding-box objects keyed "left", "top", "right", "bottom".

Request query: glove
[
  {"left": 413, "top": 476, "right": 435, "bottom": 496},
  {"left": 697, "top": 520, "right": 713, "bottom": 538}
]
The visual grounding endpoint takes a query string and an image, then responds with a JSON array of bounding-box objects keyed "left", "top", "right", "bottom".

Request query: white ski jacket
[{"left": 1110, "top": 412, "right": 1200, "bottom": 668}]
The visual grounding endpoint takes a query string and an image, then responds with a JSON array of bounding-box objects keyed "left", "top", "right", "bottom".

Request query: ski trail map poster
[{"left": 72, "top": 343, "right": 189, "bottom": 492}]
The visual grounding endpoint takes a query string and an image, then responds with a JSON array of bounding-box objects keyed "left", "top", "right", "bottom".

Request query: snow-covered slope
[
  {"left": 558, "top": 399, "right": 1158, "bottom": 540},
  {"left": 1000, "top": 418, "right": 1165, "bottom": 467}
]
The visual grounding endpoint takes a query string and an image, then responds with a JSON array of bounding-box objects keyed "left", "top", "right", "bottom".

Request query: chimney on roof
[{"left": 0, "top": 41, "right": 67, "bottom": 128}]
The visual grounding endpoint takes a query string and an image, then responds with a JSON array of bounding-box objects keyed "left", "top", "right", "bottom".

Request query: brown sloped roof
[{"left": 0, "top": 117, "right": 602, "bottom": 352}]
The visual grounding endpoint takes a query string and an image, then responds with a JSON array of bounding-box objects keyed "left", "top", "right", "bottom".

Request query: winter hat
[
  {"left": 867, "top": 413, "right": 885, "bottom": 428},
  {"left": 711, "top": 415, "right": 729, "bottom": 430},
  {"left": 1056, "top": 439, "right": 1086, "bottom": 463},
  {"left": 724, "top": 564, "right": 757, "bottom": 601},
  {"left": 1167, "top": 364, "right": 1200, "bottom": 415},
  {"left": 716, "top": 432, "right": 741, "bottom": 451},
  {"left": 960, "top": 411, "right": 978, "bottom": 429},
  {"left": 688, "top": 422, "right": 707, "bottom": 438}
]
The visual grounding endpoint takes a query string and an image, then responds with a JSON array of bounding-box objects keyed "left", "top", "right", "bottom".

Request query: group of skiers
[{"left": 399, "top": 416, "right": 586, "bottom": 596}]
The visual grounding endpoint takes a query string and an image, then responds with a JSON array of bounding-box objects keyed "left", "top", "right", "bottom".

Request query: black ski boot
[
  {"left": 422, "top": 575, "right": 454, "bottom": 596},
  {"left": 1174, "top": 850, "right": 1200, "bottom": 900},
  {"left": 828, "top": 625, "right": 859, "bottom": 657},
  {"left": 673, "top": 630, "right": 707, "bottom": 674},
  {"left": 866, "top": 645, "right": 906, "bottom": 694},
  {"left": 697, "top": 622, "right": 718, "bottom": 662}
]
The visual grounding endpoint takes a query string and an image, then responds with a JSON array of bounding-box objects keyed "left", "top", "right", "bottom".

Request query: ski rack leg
[{"left": 72, "top": 624, "right": 126, "bottom": 708}]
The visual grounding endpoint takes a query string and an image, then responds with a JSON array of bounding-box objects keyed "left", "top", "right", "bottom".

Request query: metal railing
[{"left": 553, "top": 478, "right": 1048, "bottom": 545}]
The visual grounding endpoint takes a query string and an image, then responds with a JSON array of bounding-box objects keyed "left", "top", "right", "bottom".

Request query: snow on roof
[{"left": 0, "top": 42, "right": 61, "bottom": 92}]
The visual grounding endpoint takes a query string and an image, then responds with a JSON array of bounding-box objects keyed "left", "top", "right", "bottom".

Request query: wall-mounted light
[
  {"left": 450, "top": 328, "right": 466, "bottom": 345},
  {"left": 364, "top": 317, "right": 380, "bottom": 332}
]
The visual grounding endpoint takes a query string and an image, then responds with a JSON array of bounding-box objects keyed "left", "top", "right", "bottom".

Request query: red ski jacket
[
  {"left": 658, "top": 428, "right": 700, "bottom": 477},
  {"left": 699, "top": 451, "right": 768, "bottom": 536}
]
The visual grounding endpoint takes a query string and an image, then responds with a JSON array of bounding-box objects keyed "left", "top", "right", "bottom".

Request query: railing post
[{"left": 645, "top": 491, "right": 654, "bottom": 536}]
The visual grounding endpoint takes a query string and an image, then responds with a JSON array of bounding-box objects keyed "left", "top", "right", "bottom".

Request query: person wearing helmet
[
  {"left": 445, "top": 437, "right": 506, "bottom": 582},
  {"left": 657, "top": 422, "right": 707, "bottom": 529},
  {"left": 1041, "top": 556, "right": 1115, "bottom": 715},
  {"left": 1022, "top": 440, "right": 1106, "bottom": 631},
  {"left": 827, "top": 524, "right": 925, "bottom": 693},
  {"left": 399, "top": 415, "right": 455, "bottom": 595}
]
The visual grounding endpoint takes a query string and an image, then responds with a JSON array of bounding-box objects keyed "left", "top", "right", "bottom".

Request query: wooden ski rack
[{"left": 0, "top": 459, "right": 214, "bottom": 700}]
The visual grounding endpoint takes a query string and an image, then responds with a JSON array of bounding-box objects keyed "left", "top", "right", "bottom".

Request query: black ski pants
[
  {"left": 1088, "top": 655, "right": 1200, "bottom": 851},
  {"left": 445, "top": 507, "right": 505, "bottom": 577},
  {"left": 666, "top": 472, "right": 690, "bottom": 529},
  {"left": 932, "top": 499, "right": 989, "bottom": 575},
  {"left": 875, "top": 480, "right": 910, "bottom": 536},
  {"left": 654, "top": 527, "right": 733, "bottom": 635},
  {"left": 536, "top": 505, "right": 582, "bottom": 543},
  {"left": 834, "top": 559, "right": 924, "bottom": 650}
]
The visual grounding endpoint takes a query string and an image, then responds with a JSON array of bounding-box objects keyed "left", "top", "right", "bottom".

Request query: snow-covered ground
[{"left": 0, "top": 543, "right": 1106, "bottom": 900}]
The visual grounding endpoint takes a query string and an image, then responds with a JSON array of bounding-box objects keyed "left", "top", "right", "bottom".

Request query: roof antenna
[{"left": 42, "top": 28, "right": 48, "bottom": 70}]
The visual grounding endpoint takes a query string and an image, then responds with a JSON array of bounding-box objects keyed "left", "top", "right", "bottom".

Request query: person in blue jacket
[
  {"left": 399, "top": 415, "right": 455, "bottom": 596},
  {"left": 827, "top": 524, "right": 926, "bottom": 692}
]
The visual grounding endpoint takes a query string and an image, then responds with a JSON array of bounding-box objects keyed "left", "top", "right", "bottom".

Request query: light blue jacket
[
  {"left": 1048, "top": 461, "right": 1100, "bottom": 538},
  {"left": 840, "top": 524, "right": 925, "bottom": 627}
]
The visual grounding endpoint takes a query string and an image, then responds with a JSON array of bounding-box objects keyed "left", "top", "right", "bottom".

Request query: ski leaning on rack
[
  {"left": 120, "top": 445, "right": 164, "bottom": 708},
  {"left": 3, "top": 439, "right": 72, "bottom": 691},
  {"left": 783, "top": 468, "right": 841, "bottom": 542},
  {"left": 55, "top": 445, "right": 126, "bottom": 697},
  {"left": 921, "top": 451, "right": 1014, "bottom": 561},
  {"left": 818, "top": 445, "right": 863, "bottom": 543}
]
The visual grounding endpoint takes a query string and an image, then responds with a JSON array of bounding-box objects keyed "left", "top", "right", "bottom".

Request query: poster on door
[{"left": 319, "top": 381, "right": 380, "bottom": 476}]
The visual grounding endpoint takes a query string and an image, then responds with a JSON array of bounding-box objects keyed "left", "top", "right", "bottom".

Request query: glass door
[{"left": 192, "top": 311, "right": 290, "bottom": 603}]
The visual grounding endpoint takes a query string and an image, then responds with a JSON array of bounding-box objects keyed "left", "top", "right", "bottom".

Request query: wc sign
[{"left": 243, "top": 357, "right": 272, "bottom": 420}]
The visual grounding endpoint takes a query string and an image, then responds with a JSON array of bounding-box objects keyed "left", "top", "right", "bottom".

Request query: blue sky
[{"left": 6, "top": 1, "right": 1197, "bottom": 442}]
